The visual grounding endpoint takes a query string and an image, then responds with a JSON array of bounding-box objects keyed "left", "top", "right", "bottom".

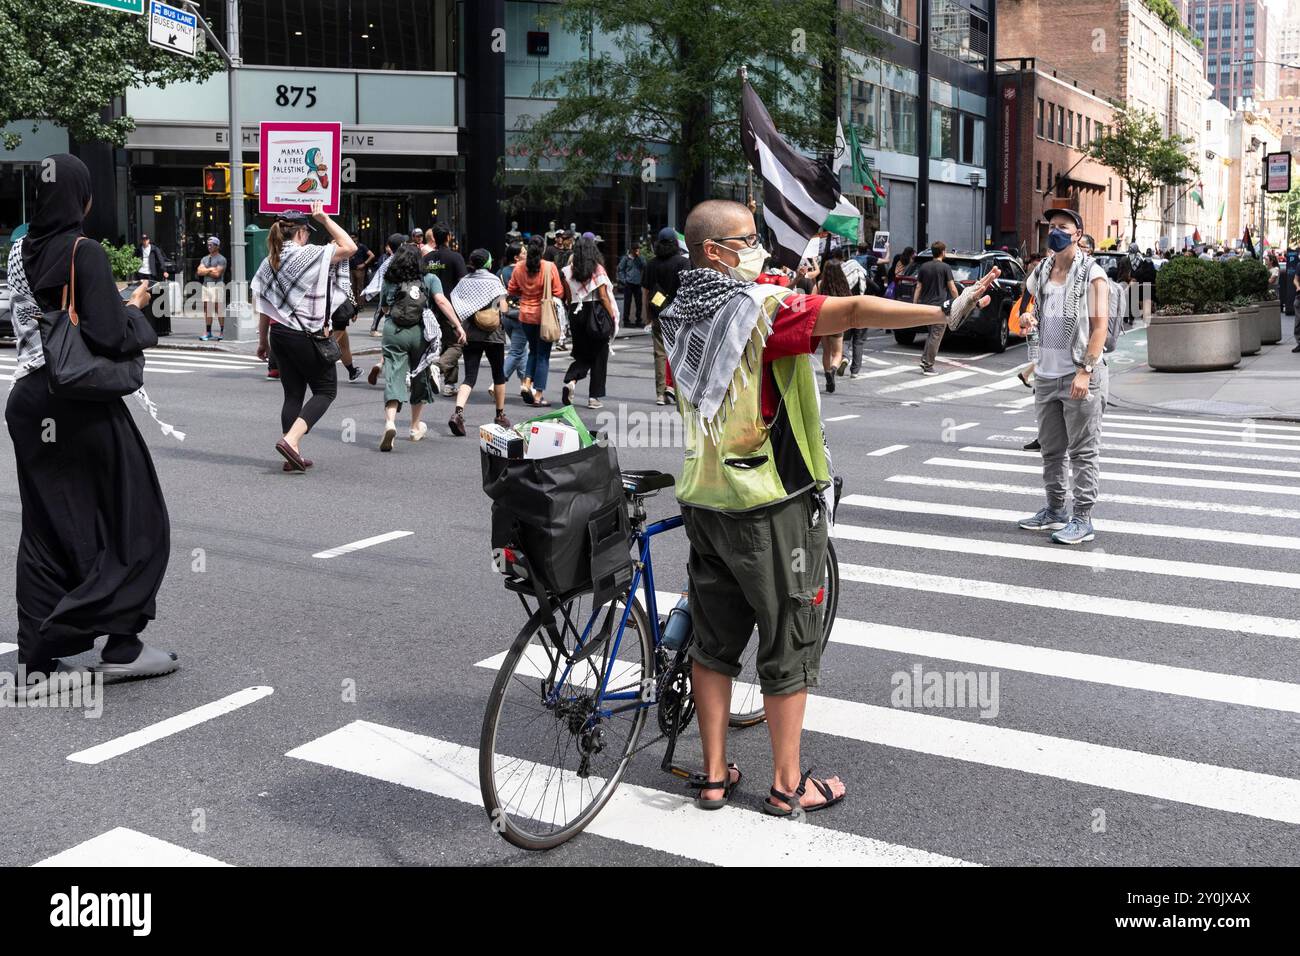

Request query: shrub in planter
[
  {"left": 1154, "top": 255, "right": 1226, "bottom": 311},
  {"left": 100, "top": 241, "right": 141, "bottom": 282},
  {"left": 1222, "top": 257, "right": 1269, "bottom": 302}
]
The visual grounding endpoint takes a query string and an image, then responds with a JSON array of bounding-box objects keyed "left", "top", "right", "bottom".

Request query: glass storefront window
[{"left": 882, "top": 90, "right": 917, "bottom": 154}]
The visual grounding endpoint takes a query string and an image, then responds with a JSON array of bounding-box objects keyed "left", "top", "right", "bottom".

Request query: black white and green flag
[{"left": 741, "top": 81, "right": 861, "bottom": 268}]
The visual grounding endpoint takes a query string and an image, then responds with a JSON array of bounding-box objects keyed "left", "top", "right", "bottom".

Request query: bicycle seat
[{"left": 621, "top": 470, "right": 675, "bottom": 495}]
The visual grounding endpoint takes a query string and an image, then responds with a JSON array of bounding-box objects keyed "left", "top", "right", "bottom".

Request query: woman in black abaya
[{"left": 5, "top": 153, "right": 177, "bottom": 688}]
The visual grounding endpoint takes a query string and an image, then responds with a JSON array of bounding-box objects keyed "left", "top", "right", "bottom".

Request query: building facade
[
  {"left": 1226, "top": 108, "right": 1283, "bottom": 245},
  {"left": 1000, "top": 0, "right": 1211, "bottom": 249},
  {"left": 1187, "top": 0, "right": 1271, "bottom": 108},
  {"left": 1197, "top": 97, "right": 1234, "bottom": 245},
  {"left": 843, "top": 0, "right": 994, "bottom": 254},
  {"left": 993, "top": 58, "right": 1129, "bottom": 252}
]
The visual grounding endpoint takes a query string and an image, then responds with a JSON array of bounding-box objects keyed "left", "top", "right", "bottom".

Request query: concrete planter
[
  {"left": 1256, "top": 300, "right": 1282, "bottom": 345},
  {"left": 1147, "top": 311, "right": 1241, "bottom": 372},
  {"left": 1236, "top": 305, "right": 1261, "bottom": 356}
]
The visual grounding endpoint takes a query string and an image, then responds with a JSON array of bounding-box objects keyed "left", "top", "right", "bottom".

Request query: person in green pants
[{"left": 373, "top": 245, "right": 464, "bottom": 450}]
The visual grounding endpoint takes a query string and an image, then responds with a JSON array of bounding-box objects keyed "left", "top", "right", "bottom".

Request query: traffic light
[
  {"left": 245, "top": 165, "right": 259, "bottom": 196},
  {"left": 203, "top": 165, "right": 229, "bottom": 195}
]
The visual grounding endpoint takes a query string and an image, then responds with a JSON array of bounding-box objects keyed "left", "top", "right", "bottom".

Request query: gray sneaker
[
  {"left": 1051, "top": 516, "right": 1096, "bottom": 545},
  {"left": 1018, "top": 506, "right": 1069, "bottom": 531}
]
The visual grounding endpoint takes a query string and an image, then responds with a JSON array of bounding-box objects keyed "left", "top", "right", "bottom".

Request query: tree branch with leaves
[
  {"left": 0, "top": 0, "right": 222, "bottom": 150},
  {"left": 1088, "top": 107, "right": 1196, "bottom": 244},
  {"left": 505, "top": 0, "right": 875, "bottom": 219}
]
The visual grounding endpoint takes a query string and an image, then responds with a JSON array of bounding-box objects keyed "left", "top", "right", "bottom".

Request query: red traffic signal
[{"left": 203, "top": 166, "right": 229, "bottom": 195}]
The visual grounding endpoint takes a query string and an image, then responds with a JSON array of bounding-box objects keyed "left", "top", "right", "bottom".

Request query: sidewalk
[{"left": 1106, "top": 324, "right": 1300, "bottom": 421}]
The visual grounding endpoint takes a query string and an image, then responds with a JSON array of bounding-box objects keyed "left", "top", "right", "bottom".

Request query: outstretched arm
[{"left": 814, "top": 268, "right": 999, "bottom": 335}]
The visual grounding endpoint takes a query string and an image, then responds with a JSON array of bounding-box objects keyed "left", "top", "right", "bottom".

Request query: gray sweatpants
[{"left": 1033, "top": 365, "right": 1108, "bottom": 518}]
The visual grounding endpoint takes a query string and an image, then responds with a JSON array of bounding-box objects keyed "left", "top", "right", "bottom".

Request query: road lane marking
[
  {"left": 983, "top": 433, "right": 1300, "bottom": 466},
  {"left": 876, "top": 370, "right": 977, "bottom": 393},
  {"left": 924, "top": 377, "right": 1024, "bottom": 402},
  {"left": 867, "top": 444, "right": 909, "bottom": 456},
  {"left": 1083, "top": 428, "right": 1300, "bottom": 453},
  {"left": 33, "top": 827, "right": 231, "bottom": 867},
  {"left": 854, "top": 365, "right": 912, "bottom": 379},
  {"left": 471, "top": 650, "right": 1300, "bottom": 826},
  {"left": 959, "top": 445, "right": 1300, "bottom": 480},
  {"left": 830, "top": 618, "right": 1300, "bottom": 714},
  {"left": 884, "top": 474, "right": 1300, "bottom": 520},
  {"left": 927, "top": 456, "right": 1300, "bottom": 497},
  {"left": 67, "top": 687, "right": 274, "bottom": 765},
  {"left": 842, "top": 493, "right": 1300, "bottom": 551},
  {"left": 1092, "top": 421, "right": 1300, "bottom": 443},
  {"left": 1106, "top": 413, "right": 1300, "bottom": 435},
  {"left": 313, "top": 530, "right": 414, "bottom": 559},
  {"left": 838, "top": 562, "right": 1300, "bottom": 639},
  {"left": 287, "top": 720, "right": 973, "bottom": 866},
  {"left": 825, "top": 414, "right": 860, "bottom": 422},
  {"left": 832, "top": 522, "right": 1300, "bottom": 590},
  {"left": 0, "top": 642, "right": 15, "bottom": 656}
]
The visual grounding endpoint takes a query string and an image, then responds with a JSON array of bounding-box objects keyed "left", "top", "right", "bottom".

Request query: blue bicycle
[{"left": 479, "top": 470, "right": 839, "bottom": 851}]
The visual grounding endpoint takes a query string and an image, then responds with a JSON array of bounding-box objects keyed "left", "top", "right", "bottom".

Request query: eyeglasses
[{"left": 695, "top": 233, "right": 760, "bottom": 248}]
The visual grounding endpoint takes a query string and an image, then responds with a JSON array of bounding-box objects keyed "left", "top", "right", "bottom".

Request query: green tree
[
  {"left": 1268, "top": 183, "right": 1300, "bottom": 247},
  {"left": 1088, "top": 108, "right": 1196, "bottom": 244},
  {"left": 0, "top": 0, "right": 222, "bottom": 150},
  {"left": 508, "top": 0, "right": 875, "bottom": 220}
]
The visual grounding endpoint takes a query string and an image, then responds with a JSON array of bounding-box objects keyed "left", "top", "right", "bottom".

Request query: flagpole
[{"left": 739, "top": 65, "right": 755, "bottom": 211}]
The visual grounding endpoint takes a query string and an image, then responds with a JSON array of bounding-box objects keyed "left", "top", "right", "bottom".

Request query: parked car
[{"left": 892, "top": 250, "right": 1027, "bottom": 352}]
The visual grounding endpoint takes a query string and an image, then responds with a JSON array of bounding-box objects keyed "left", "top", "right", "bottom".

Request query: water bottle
[{"left": 661, "top": 595, "right": 691, "bottom": 650}]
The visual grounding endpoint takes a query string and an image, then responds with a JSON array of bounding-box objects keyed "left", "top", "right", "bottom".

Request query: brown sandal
[{"left": 275, "top": 439, "right": 308, "bottom": 472}]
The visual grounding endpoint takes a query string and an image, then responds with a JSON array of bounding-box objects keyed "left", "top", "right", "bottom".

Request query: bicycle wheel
[
  {"left": 728, "top": 538, "right": 839, "bottom": 727},
  {"left": 480, "top": 588, "right": 653, "bottom": 850}
]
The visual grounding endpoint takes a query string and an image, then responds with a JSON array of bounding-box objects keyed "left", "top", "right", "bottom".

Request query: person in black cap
[
  {"left": 197, "top": 236, "right": 227, "bottom": 340},
  {"left": 1017, "top": 206, "right": 1110, "bottom": 546}
]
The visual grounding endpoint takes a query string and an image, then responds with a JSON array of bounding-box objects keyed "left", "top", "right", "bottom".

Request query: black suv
[{"left": 893, "top": 250, "right": 1027, "bottom": 352}]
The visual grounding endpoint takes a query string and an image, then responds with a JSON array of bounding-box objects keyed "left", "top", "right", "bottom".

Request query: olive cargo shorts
[{"left": 682, "top": 491, "right": 829, "bottom": 696}]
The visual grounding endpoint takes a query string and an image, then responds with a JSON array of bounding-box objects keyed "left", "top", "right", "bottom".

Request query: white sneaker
[{"left": 409, "top": 422, "right": 428, "bottom": 442}]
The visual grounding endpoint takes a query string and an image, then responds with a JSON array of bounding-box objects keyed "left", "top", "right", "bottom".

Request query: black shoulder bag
[
  {"left": 38, "top": 236, "right": 151, "bottom": 400},
  {"left": 272, "top": 256, "right": 341, "bottom": 366}
]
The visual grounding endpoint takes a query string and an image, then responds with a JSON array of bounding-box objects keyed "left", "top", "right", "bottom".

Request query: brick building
[
  {"left": 993, "top": 59, "right": 1131, "bottom": 252},
  {"left": 1000, "top": 0, "right": 1211, "bottom": 248}
]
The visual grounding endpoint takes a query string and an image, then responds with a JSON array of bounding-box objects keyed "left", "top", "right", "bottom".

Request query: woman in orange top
[{"left": 506, "top": 235, "right": 565, "bottom": 406}]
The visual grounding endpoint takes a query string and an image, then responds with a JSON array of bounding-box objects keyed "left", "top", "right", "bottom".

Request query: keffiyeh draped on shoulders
[
  {"left": 659, "top": 268, "right": 788, "bottom": 443},
  {"left": 448, "top": 268, "right": 507, "bottom": 322}
]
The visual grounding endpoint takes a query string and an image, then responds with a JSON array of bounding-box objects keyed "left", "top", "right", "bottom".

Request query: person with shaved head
[{"left": 659, "top": 199, "right": 996, "bottom": 815}]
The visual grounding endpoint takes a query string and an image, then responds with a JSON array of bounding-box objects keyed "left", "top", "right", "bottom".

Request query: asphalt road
[{"left": 2, "top": 326, "right": 1298, "bottom": 867}]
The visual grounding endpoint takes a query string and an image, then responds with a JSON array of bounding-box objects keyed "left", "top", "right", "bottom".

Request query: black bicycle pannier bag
[{"left": 481, "top": 439, "right": 633, "bottom": 599}]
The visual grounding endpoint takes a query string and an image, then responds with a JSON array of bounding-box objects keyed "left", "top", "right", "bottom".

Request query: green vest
[{"left": 676, "top": 302, "right": 830, "bottom": 512}]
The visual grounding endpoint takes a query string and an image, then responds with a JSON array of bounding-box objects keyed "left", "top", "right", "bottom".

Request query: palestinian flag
[
  {"left": 847, "top": 125, "right": 887, "bottom": 207},
  {"left": 1190, "top": 181, "right": 1204, "bottom": 208},
  {"left": 1193, "top": 228, "right": 1202, "bottom": 243},
  {"left": 741, "top": 81, "right": 861, "bottom": 267},
  {"left": 1243, "top": 227, "right": 1257, "bottom": 258},
  {"left": 1217, "top": 199, "right": 1226, "bottom": 223}
]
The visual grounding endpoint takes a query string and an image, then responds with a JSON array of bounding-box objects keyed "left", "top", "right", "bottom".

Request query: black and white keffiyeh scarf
[
  {"left": 1031, "top": 251, "right": 1093, "bottom": 350},
  {"left": 449, "top": 268, "right": 507, "bottom": 322},
  {"left": 659, "top": 268, "right": 785, "bottom": 443},
  {"left": 250, "top": 240, "right": 333, "bottom": 330}
]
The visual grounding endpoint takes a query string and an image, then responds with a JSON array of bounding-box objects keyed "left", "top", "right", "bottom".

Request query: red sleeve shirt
[
  {"left": 664, "top": 290, "right": 825, "bottom": 419},
  {"left": 761, "top": 292, "right": 824, "bottom": 420}
]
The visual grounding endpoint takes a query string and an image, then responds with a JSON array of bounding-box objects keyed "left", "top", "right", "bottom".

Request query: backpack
[
  {"left": 390, "top": 279, "right": 427, "bottom": 327},
  {"left": 1104, "top": 278, "right": 1125, "bottom": 352}
]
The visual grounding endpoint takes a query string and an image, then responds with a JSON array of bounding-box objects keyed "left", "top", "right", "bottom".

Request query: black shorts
[{"left": 330, "top": 309, "right": 352, "bottom": 332}]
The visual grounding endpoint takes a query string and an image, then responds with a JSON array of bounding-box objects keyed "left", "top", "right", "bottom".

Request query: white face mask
[{"left": 711, "top": 240, "right": 768, "bottom": 282}]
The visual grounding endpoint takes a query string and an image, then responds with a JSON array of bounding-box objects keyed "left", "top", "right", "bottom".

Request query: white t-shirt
[{"left": 1037, "top": 261, "right": 1108, "bottom": 379}]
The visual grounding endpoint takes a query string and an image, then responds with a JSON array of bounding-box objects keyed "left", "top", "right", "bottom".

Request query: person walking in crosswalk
[
  {"left": 1017, "top": 208, "right": 1110, "bottom": 545},
  {"left": 914, "top": 241, "right": 960, "bottom": 375},
  {"left": 660, "top": 199, "right": 996, "bottom": 815}
]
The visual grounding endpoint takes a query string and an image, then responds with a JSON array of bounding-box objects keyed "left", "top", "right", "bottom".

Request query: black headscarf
[{"left": 22, "top": 153, "right": 93, "bottom": 293}]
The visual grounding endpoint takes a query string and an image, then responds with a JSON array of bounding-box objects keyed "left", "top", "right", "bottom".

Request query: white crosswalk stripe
[
  {"left": 59, "top": 409, "right": 1300, "bottom": 866},
  {"left": 876, "top": 369, "right": 977, "bottom": 393}
]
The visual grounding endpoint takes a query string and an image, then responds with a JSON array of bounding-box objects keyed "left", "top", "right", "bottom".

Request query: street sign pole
[{"left": 225, "top": 0, "right": 249, "bottom": 339}]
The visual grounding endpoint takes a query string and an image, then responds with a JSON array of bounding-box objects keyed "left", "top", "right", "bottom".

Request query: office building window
[
  {"left": 1047, "top": 163, "right": 1053, "bottom": 194},
  {"left": 1047, "top": 103, "right": 1056, "bottom": 142},
  {"left": 195, "top": 0, "right": 459, "bottom": 71},
  {"left": 1037, "top": 97, "right": 1044, "bottom": 137},
  {"left": 1067, "top": 110, "right": 1074, "bottom": 147},
  {"left": 1037, "top": 160, "right": 1042, "bottom": 190},
  {"left": 929, "top": 0, "right": 988, "bottom": 69},
  {"left": 841, "top": 0, "right": 921, "bottom": 44}
]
